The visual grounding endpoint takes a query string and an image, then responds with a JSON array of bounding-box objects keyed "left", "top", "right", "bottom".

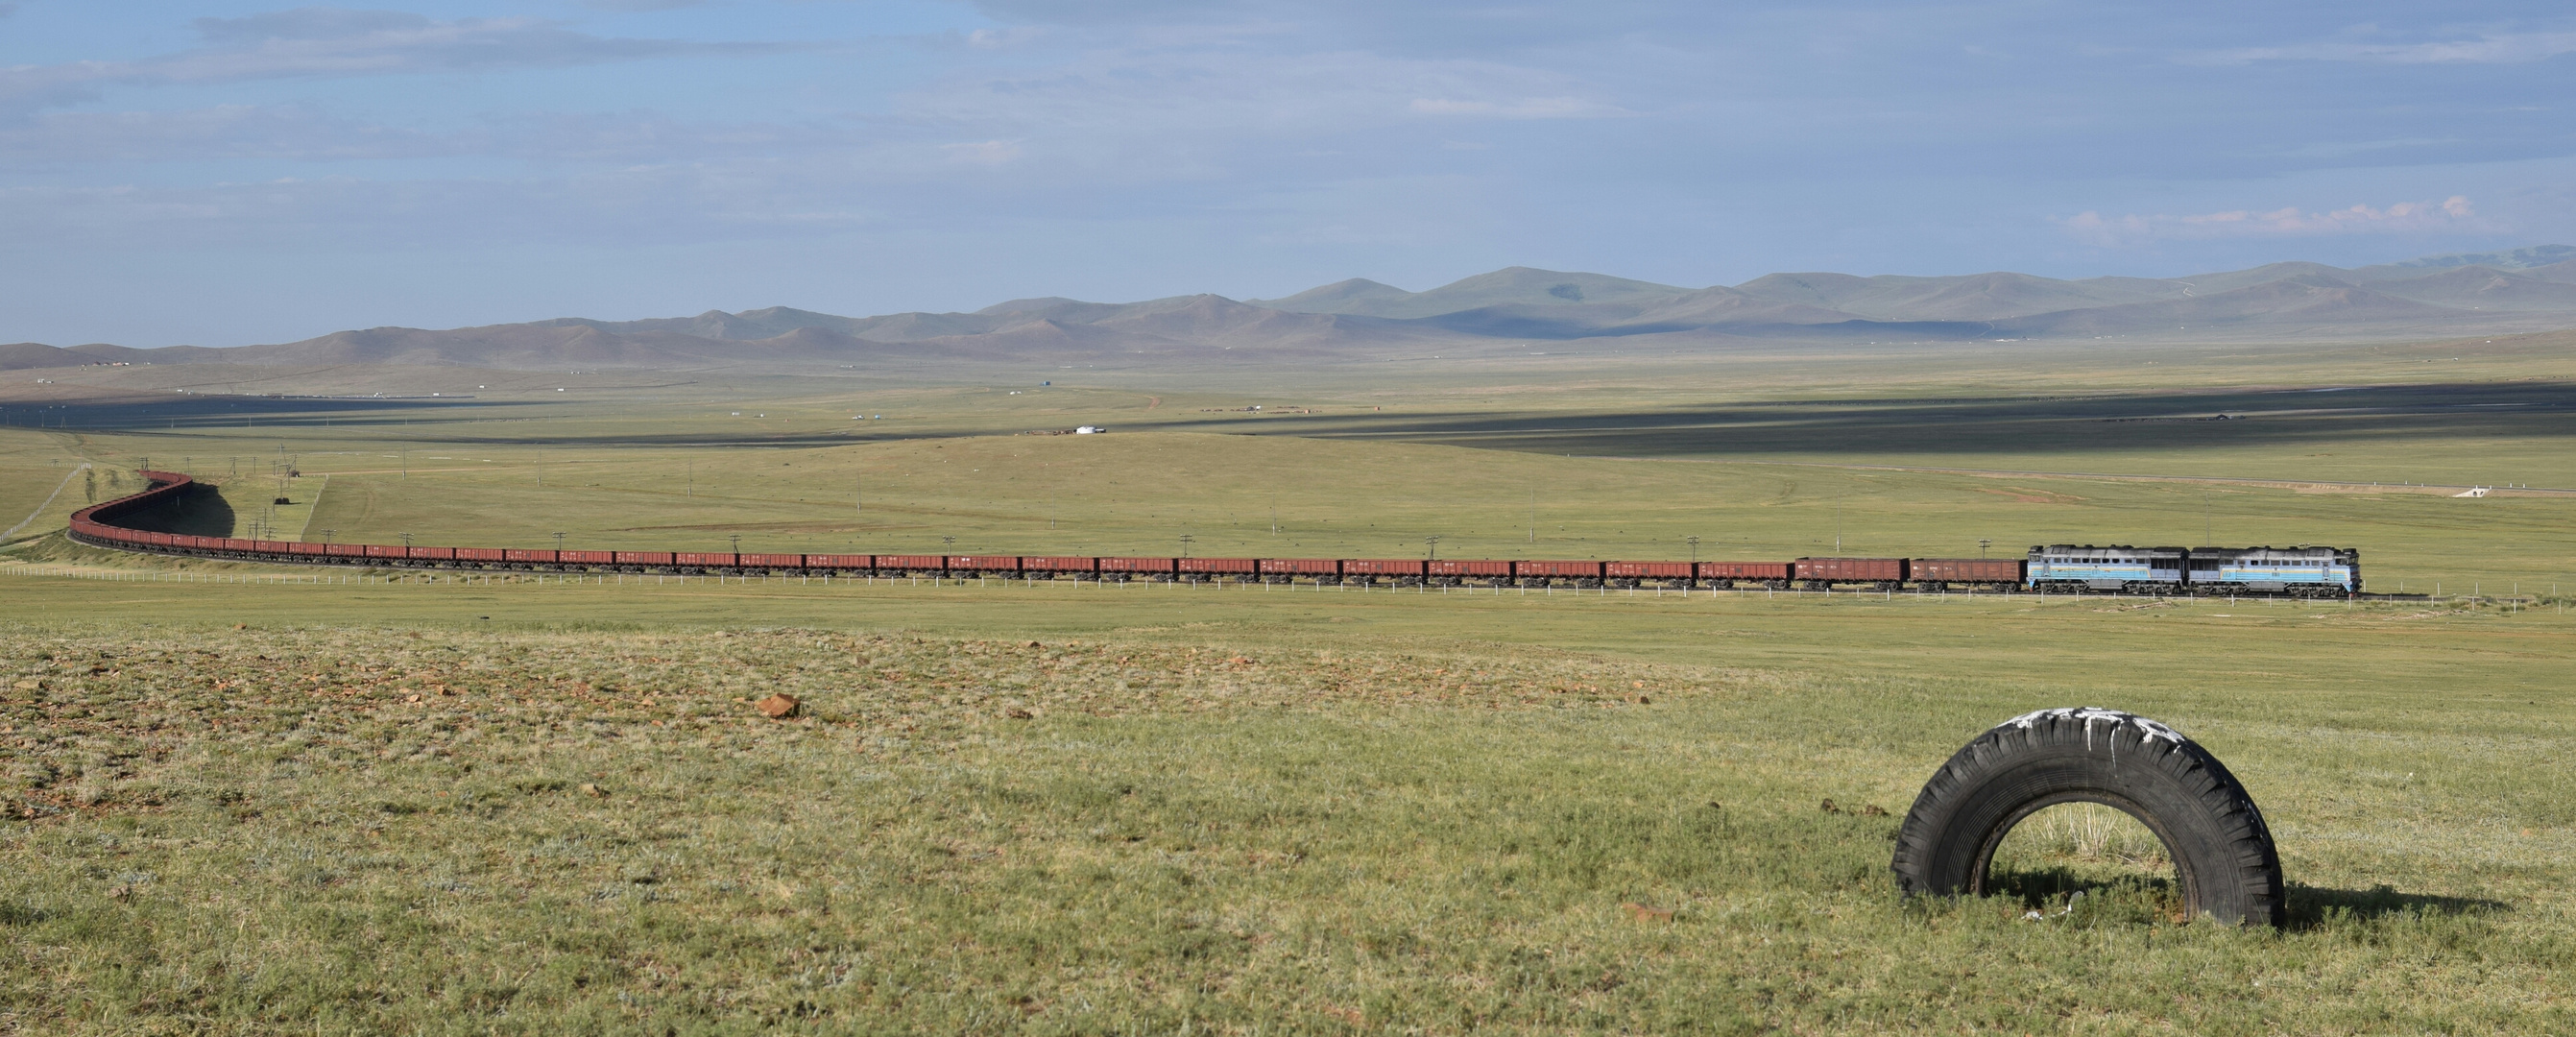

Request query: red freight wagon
[
  {"left": 1098, "top": 557, "right": 1178, "bottom": 573},
  {"left": 1794, "top": 557, "right": 1905, "bottom": 582},
  {"left": 1516, "top": 560, "right": 1602, "bottom": 578},
  {"left": 674, "top": 552, "right": 735, "bottom": 567},
  {"left": 947, "top": 555, "right": 1020, "bottom": 572},
  {"left": 1907, "top": 558, "right": 2024, "bottom": 584},
  {"left": 1179, "top": 557, "right": 1256, "bottom": 574},
  {"left": 455, "top": 547, "right": 506, "bottom": 563},
  {"left": 1429, "top": 559, "right": 1511, "bottom": 576},
  {"left": 1260, "top": 558, "right": 1339, "bottom": 575},
  {"left": 1020, "top": 556, "right": 1095, "bottom": 573},
  {"left": 326, "top": 543, "right": 366, "bottom": 558},
  {"left": 223, "top": 539, "right": 255, "bottom": 552},
  {"left": 503, "top": 548, "right": 557, "bottom": 564},
  {"left": 1699, "top": 561, "right": 1791, "bottom": 581},
  {"left": 1605, "top": 561, "right": 1693, "bottom": 579},
  {"left": 365, "top": 543, "right": 405, "bottom": 559},
  {"left": 873, "top": 554, "right": 943, "bottom": 571},
  {"left": 804, "top": 553, "right": 872, "bottom": 569},
  {"left": 1343, "top": 559, "right": 1427, "bottom": 576},
  {"left": 738, "top": 553, "right": 802, "bottom": 568},
  {"left": 409, "top": 546, "right": 455, "bottom": 561},
  {"left": 288, "top": 543, "right": 326, "bottom": 556},
  {"left": 560, "top": 550, "right": 614, "bottom": 566},
  {"left": 614, "top": 550, "right": 675, "bottom": 566},
  {"left": 142, "top": 532, "right": 173, "bottom": 547}
]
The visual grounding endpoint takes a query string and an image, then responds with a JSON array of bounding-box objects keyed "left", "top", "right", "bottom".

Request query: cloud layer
[{"left": 2061, "top": 197, "right": 2484, "bottom": 246}]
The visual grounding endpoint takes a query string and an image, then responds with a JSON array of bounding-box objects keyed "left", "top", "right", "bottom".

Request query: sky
[{"left": 4, "top": 1, "right": 2573, "bottom": 346}]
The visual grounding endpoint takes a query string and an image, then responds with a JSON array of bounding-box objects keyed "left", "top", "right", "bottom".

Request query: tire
[{"left": 1890, "top": 707, "right": 2284, "bottom": 927}]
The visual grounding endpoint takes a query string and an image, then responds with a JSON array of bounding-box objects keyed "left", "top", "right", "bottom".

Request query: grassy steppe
[
  {"left": 2, "top": 577, "right": 2570, "bottom": 1034},
  {"left": 5, "top": 329, "right": 2573, "bottom": 1032}
]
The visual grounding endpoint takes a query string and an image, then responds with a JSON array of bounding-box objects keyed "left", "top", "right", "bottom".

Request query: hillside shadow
[{"left": 2285, "top": 882, "right": 2508, "bottom": 928}]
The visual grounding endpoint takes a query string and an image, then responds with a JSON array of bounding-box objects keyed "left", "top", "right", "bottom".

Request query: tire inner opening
[{"left": 1982, "top": 799, "right": 2186, "bottom": 920}]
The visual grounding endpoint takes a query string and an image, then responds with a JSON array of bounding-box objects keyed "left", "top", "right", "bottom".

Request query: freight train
[{"left": 63, "top": 470, "right": 2364, "bottom": 595}]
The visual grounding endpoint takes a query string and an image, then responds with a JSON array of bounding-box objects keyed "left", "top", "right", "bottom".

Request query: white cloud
[
  {"left": 2195, "top": 30, "right": 2576, "bottom": 65},
  {"left": 940, "top": 139, "right": 1023, "bottom": 165},
  {"left": 2059, "top": 196, "right": 2481, "bottom": 245},
  {"left": 1408, "top": 96, "right": 1621, "bottom": 119},
  {"left": 0, "top": 11, "right": 795, "bottom": 115}
]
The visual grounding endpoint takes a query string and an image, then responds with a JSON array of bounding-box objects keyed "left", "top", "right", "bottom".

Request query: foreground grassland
[
  {"left": 2, "top": 577, "right": 2572, "bottom": 1034},
  {"left": 5, "top": 330, "right": 2573, "bottom": 1032}
]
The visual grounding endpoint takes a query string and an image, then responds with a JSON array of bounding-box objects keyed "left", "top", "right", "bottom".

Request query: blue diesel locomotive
[{"left": 2029, "top": 544, "right": 2358, "bottom": 596}]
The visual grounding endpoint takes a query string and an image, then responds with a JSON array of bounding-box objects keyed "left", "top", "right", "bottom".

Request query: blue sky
[{"left": 4, "top": 1, "right": 2573, "bottom": 346}]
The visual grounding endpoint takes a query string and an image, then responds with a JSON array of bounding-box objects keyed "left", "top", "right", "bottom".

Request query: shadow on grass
[
  {"left": 2286, "top": 882, "right": 2508, "bottom": 928},
  {"left": 1987, "top": 865, "right": 2177, "bottom": 910}
]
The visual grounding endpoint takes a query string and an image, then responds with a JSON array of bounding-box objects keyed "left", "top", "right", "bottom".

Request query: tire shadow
[{"left": 2286, "top": 882, "right": 2509, "bottom": 928}]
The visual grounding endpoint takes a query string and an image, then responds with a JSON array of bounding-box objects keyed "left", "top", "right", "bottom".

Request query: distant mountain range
[{"left": 10, "top": 247, "right": 2576, "bottom": 373}]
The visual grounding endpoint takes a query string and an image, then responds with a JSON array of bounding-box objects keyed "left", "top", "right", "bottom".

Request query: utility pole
[
  {"left": 730, "top": 534, "right": 742, "bottom": 554},
  {"left": 686, "top": 460, "right": 693, "bottom": 498},
  {"left": 1979, "top": 538, "right": 1991, "bottom": 559},
  {"left": 1687, "top": 535, "right": 1700, "bottom": 563},
  {"left": 400, "top": 532, "right": 413, "bottom": 549},
  {"left": 2203, "top": 490, "right": 2212, "bottom": 546},
  {"left": 552, "top": 532, "right": 567, "bottom": 552},
  {"left": 1178, "top": 534, "right": 1193, "bottom": 558},
  {"left": 1529, "top": 489, "right": 1537, "bottom": 543},
  {"left": 1425, "top": 535, "right": 1441, "bottom": 560},
  {"left": 1836, "top": 505, "right": 1842, "bottom": 553}
]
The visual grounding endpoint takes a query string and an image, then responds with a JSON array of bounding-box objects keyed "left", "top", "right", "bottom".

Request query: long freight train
[{"left": 64, "top": 470, "right": 2363, "bottom": 596}]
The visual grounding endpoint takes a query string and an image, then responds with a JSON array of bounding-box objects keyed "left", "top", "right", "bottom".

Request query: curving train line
[{"left": 66, "top": 470, "right": 2369, "bottom": 596}]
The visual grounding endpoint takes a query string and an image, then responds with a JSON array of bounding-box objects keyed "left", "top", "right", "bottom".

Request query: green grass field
[{"left": 4, "top": 330, "right": 2574, "bottom": 1032}]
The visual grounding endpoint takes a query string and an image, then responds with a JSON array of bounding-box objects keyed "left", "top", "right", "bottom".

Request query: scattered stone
[
  {"left": 1819, "top": 798, "right": 1839, "bottom": 813},
  {"left": 11, "top": 680, "right": 35, "bottom": 690},
  {"left": 1622, "top": 902, "right": 1674, "bottom": 923},
  {"left": 755, "top": 693, "right": 801, "bottom": 719},
  {"left": 1861, "top": 804, "right": 1890, "bottom": 817},
  {"left": 1006, "top": 708, "right": 1034, "bottom": 719},
  {"left": 578, "top": 783, "right": 606, "bottom": 798},
  {"left": 232, "top": 623, "right": 247, "bottom": 631},
  {"left": 1636, "top": 695, "right": 1651, "bottom": 705}
]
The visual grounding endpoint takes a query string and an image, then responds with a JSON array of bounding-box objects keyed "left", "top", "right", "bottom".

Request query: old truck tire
[{"left": 1890, "top": 707, "right": 2284, "bottom": 927}]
